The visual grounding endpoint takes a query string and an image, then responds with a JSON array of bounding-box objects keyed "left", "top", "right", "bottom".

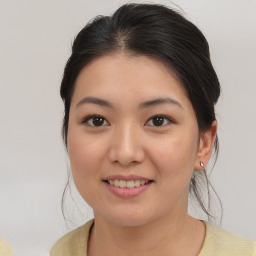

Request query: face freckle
[{"left": 67, "top": 53, "right": 201, "bottom": 227}]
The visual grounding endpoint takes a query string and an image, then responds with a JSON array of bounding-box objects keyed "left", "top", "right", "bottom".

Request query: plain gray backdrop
[{"left": 0, "top": 0, "right": 256, "bottom": 255}]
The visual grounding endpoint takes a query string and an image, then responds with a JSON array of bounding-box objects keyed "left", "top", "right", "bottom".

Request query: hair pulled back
[{"left": 60, "top": 3, "right": 221, "bottom": 220}]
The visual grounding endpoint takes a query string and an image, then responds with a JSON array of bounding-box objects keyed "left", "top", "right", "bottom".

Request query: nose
[{"left": 108, "top": 123, "right": 145, "bottom": 167}]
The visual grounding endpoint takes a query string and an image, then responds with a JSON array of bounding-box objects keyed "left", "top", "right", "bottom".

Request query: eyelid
[
  {"left": 81, "top": 114, "right": 173, "bottom": 127},
  {"left": 145, "top": 115, "right": 173, "bottom": 127},
  {"left": 81, "top": 114, "right": 110, "bottom": 127}
]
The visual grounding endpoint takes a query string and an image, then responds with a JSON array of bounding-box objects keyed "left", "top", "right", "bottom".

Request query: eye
[
  {"left": 145, "top": 115, "right": 172, "bottom": 127},
  {"left": 82, "top": 115, "right": 110, "bottom": 127}
]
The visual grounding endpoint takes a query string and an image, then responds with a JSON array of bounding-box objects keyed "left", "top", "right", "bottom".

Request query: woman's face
[{"left": 68, "top": 53, "right": 213, "bottom": 227}]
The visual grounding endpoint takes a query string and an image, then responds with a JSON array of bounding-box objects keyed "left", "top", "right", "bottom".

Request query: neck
[{"left": 88, "top": 212, "right": 205, "bottom": 256}]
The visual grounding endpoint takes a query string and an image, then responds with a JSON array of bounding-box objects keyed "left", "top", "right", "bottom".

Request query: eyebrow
[
  {"left": 76, "top": 97, "right": 114, "bottom": 109},
  {"left": 139, "top": 97, "right": 183, "bottom": 109},
  {"left": 76, "top": 97, "right": 182, "bottom": 109}
]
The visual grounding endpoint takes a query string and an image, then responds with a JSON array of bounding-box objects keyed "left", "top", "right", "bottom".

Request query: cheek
[
  {"left": 67, "top": 132, "right": 109, "bottom": 207},
  {"left": 67, "top": 131, "right": 106, "bottom": 184},
  {"left": 148, "top": 132, "right": 198, "bottom": 179}
]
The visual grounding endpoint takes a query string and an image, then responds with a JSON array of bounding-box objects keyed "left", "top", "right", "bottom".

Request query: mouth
[
  {"left": 103, "top": 179, "right": 153, "bottom": 189},
  {"left": 103, "top": 176, "right": 154, "bottom": 198}
]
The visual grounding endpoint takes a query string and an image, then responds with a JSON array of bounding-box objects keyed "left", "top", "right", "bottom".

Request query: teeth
[
  {"left": 119, "top": 180, "right": 126, "bottom": 188},
  {"left": 107, "top": 179, "right": 150, "bottom": 188},
  {"left": 134, "top": 180, "right": 140, "bottom": 187},
  {"left": 127, "top": 181, "right": 134, "bottom": 188}
]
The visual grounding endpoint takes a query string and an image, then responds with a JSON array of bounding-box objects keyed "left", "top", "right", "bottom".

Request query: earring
[{"left": 200, "top": 161, "right": 204, "bottom": 168}]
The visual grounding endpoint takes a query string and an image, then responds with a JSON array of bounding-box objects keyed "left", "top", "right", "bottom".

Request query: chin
[
  {"left": 95, "top": 207, "right": 158, "bottom": 228},
  {"left": 108, "top": 216, "right": 152, "bottom": 227}
]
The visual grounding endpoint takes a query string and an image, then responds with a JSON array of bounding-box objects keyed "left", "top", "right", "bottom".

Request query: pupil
[
  {"left": 92, "top": 117, "right": 104, "bottom": 126},
  {"left": 153, "top": 116, "right": 164, "bottom": 126}
]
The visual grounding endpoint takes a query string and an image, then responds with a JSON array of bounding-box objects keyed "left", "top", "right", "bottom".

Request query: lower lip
[{"left": 104, "top": 182, "right": 152, "bottom": 199}]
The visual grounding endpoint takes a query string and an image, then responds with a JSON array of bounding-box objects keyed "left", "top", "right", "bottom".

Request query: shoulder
[
  {"left": 0, "top": 238, "right": 13, "bottom": 256},
  {"left": 50, "top": 219, "right": 94, "bottom": 256},
  {"left": 199, "top": 222, "right": 256, "bottom": 256}
]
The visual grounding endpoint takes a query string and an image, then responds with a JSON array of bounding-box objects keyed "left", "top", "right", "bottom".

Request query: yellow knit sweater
[
  {"left": 50, "top": 219, "right": 256, "bottom": 256},
  {"left": 0, "top": 238, "right": 13, "bottom": 256}
]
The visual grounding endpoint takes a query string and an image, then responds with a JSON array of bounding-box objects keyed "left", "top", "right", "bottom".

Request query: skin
[{"left": 67, "top": 53, "right": 217, "bottom": 256}]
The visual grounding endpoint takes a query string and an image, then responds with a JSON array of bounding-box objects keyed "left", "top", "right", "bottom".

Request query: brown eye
[
  {"left": 152, "top": 116, "right": 164, "bottom": 126},
  {"left": 146, "top": 115, "right": 172, "bottom": 127},
  {"left": 92, "top": 116, "right": 104, "bottom": 126},
  {"left": 83, "top": 115, "right": 109, "bottom": 127}
]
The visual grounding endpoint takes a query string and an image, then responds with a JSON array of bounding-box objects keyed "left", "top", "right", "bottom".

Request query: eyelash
[
  {"left": 145, "top": 115, "right": 173, "bottom": 127},
  {"left": 81, "top": 115, "right": 110, "bottom": 127},
  {"left": 81, "top": 115, "right": 173, "bottom": 127}
]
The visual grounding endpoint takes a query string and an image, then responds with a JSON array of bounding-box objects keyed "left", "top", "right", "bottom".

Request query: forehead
[{"left": 72, "top": 53, "right": 191, "bottom": 109}]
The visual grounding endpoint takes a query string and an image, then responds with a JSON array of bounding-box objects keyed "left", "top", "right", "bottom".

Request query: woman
[{"left": 50, "top": 3, "right": 256, "bottom": 256}]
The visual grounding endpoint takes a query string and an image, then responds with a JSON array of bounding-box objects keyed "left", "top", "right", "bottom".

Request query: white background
[{"left": 0, "top": 0, "right": 255, "bottom": 255}]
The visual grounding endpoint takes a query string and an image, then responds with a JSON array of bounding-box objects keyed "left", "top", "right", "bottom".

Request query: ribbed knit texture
[
  {"left": 50, "top": 219, "right": 256, "bottom": 256},
  {"left": 199, "top": 223, "right": 256, "bottom": 256}
]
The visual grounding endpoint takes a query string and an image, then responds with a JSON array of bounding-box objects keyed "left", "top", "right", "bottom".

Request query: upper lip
[{"left": 103, "top": 175, "right": 153, "bottom": 181}]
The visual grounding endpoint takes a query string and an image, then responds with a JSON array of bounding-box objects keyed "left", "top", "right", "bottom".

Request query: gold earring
[{"left": 200, "top": 161, "right": 204, "bottom": 168}]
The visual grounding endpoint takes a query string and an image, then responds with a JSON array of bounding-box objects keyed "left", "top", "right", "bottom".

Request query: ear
[{"left": 194, "top": 120, "right": 217, "bottom": 170}]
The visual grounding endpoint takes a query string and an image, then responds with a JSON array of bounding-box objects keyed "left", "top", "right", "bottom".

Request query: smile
[
  {"left": 103, "top": 178, "right": 153, "bottom": 198},
  {"left": 106, "top": 179, "right": 151, "bottom": 188}
]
